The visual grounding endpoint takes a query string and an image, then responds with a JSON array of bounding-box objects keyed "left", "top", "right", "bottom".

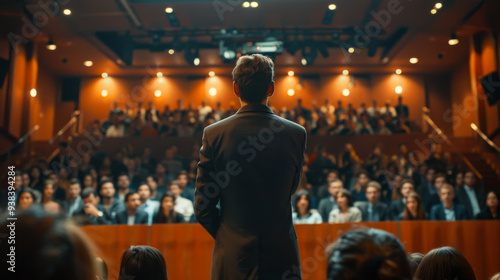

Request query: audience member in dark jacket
[
  {"left": 475, "top": 191, "right": 499, "bottom": 220},
  {"left": 430, "top": 184, "right": 469, "bottom": 221},
  {"left": 357, "top": 181, "right": 388, "bottom": 221},
  {"left": 390, "top": 179, "right": 414, "bottom": 219},
  {"left": 317, "top": 179, "right": 342, "bottom": 222},
  {"left": 114, "top": 192, "right": 148, "bottom": 225},
  {"left": 455, "top": 170, "right": 485, "bottom": 219}
]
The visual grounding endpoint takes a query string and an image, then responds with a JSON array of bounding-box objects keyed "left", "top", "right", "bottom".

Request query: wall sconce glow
[
  {"left": 348, "top": 47, "right": 355, "bottom": 54},
  {"left": 209, "top": 88, "right": 217, "bottom": 96},
  {"left": 430, "top": 9, "right": 437, "bottom": 14},
  {"left": 209, "top": 71, "right": 215, "bottom": 77},
  {"left": 30, "top": 88, "right": 37, "bottom": 97},
  {"left": 154, "top": 90, "right": 162, "bottom": 97},
  {"left": 301, "top": 58, "right": 307, "bottom": 66},
  {"left": 342, "top": 69, "right": 349, "bottom": 76},
  {"left": 395, "top": 86, "right": 403, "bottom": 94},
  {"left": 288, "top": 71, "right": 295, "bottom": 77},
  {"left": 409, "top": 57, "right": 418, "bottom": 64},
  {"left": 46, "top": 40, "right": 57, "bottom": 50},
  {"left": 448, "top": 33, "right": 459, "bottom": 46},
  {"left": 83, "top": 60, "right": 93, "bottom": 67},
  {"left": 242, "top": 2, "right": 250, "bottom": 8},
  {"left": 63, "top": 9, "right": 71, "bottom": 15},
  {"left": 395, "top": 69, "right": 402, "bottom": 75},
  {"left": 193, "top": 58, "right": 200, "bottom": 66},
  {"left": 101, "top": 90, "right": 108, "bottom": 97},
  {"left": 101, "top": 72, "right": 108, "bottom": 78},
  {"left": 342, "top": 89, "right": 350, "bottom": 96},
  {"left": 165, "top": 7, "right": 173, "bottom": 13},
  {"left": 435, "top": 3, "right": 442, "bottom": 9},
  {"left": 157, "top": 72, "right": 163, "bottom": 77},
  {"left": 329, "top": 4, "right": 337, "bottom": 10},
  {"left": 168, "top": 49, "right": 175, "bottom": 55},
  {"left": 287, "top": 89, "right": 295, "bottom": 96},
  {"left": 250, "top": 2, "right": 259, "bottom": 8}
]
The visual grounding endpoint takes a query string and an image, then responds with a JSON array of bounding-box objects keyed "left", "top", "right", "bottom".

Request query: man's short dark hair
[
  {"left": 232, "top": 54, "right": 274, "bottom": 104},
  {"left": 117, "top": 173, "right": 129, "bottom": 179},
  {"left": 125, "top": 192, "right": 138, "bottom": 203},
  {"left": 81, "top": 187, "right": 97, "bottom": 199},
  {"left": 401, "top": 179, "right": 415, "bottom": 187},
  {"left": 137, "top": 182, "right": 152, "bottom": 193},
  {"left": 177, "top": 170, "right": 188, "bottom": 178},
  {"left": 69, "top": 178, "right": 81, "bottom": 187}
]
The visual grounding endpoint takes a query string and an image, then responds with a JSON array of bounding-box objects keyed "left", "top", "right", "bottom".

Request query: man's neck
[
  {"left": 127, "top": 208, "right": 136, "bottom": 216},
  {"left": 118, "top": 188, "right": 129, "bottom": 195},
  {"left": 240, "top": 99, "right": 267, "bottom": 107},
  {"left": 102, "top": 196, "right": 113, "bottom": 206},
  {"left": 444, "top": 202, "right": 453, "bottom": 210}
]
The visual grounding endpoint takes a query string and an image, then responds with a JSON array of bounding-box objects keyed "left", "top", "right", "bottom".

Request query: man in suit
[
  {"left": 62, "top": 179, "right": 84, "bottom": 217},
  {"left": 455, "top": 170, "right": 485, "bottom": 219},
  {"left": 114, "top": 192, "right": 148, "bottom": 225},
  {"left": 395, "top": 96, "right": 409, "bottom": 118},
  {"left": 46, "top": 172, "right": 66, "bottom": 202},
  {"left": 195, "top": 54, "right": 307, "bottom": 280},
  {"left": 430, "top": 184, "right": 469, "bottom": 220},
  {"left": 137, "top": 182, "right": 160, "bottom": 225},
  {"left": 317, "top": 179, "right": 343, "bottom": 222},
  {"left": 73, "top": 187, "right": 111, "bottom": 225},
  {"left": 416, "top": 167, "right": 437, "bottom": 213},
  {"left": 390, "top": 179, "right": 414, "bottom": 219},
  {"left": 358, "top": 181, "right": 389, "bottom": 221},
  {"left": 98, "top": 180, "right": 125, "bottom": 223}
]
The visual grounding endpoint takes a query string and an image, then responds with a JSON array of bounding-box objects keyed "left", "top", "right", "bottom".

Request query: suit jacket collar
[{"left": 236, "top": 104, "right": 274, "bottom": 115}]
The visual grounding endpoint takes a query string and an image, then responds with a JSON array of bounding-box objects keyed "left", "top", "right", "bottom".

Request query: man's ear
[
  {"left": 233, "top": 82, "right": 240, "bottom": 98},
  {"left": 267, "top": 81, "right": 275, "bottom": 97}
]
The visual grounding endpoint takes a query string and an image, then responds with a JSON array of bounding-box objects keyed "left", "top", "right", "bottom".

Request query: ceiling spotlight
[
  {"left": 395, "top": 86, "right": 403, "bottom": 94},
  {"left": 395, "top": 69, "right": 402, "bottom": 75},
  {"left": 435, "top": 3, "right": 442, "bottom": 9},
  {"left": 430, "top": 9, "right": 437, "bottom": 14},
  {"left": 101, "top": 72, "right": 108, "bottom": 78},
  {"left": 157, "top": 72, "right": 163, "bottom": 77},
  {"left": 287, "top": 89, "right": 295, "bottom": 96},
  {"left": 448, "top": 33, "right": 459, "bottom": 46},
  {"left": 250, "top": 2, "right": 259, "bottom": 8},
  {"left": 348, "top": 47, "right": 355, "bottom": 54},
  {"left": 193, "top": 58, "right": 200, "bottom": 66},
  {"left": 209, "top": 88, "right": 217, "bottom": 96},
  {"left": 168, "top": 49, "right": 175, "bottom": 55},
  {"left": 63, "top": 9, "right": 71, "bottom": 15},
  {"left": 342, "top": 89, "right": 350, "bottom": 96},
  {"left": 242, "top": 2, "right": 250, "bottom": 8},
  {"left": 328, "top": 4, "right": 337, "bottom": 10},
  {"left": 409, "top": 57, "right": 419, "bottom": 64},
  {"left": 154, "top": 90, "right": 162, "bottom": 97},
  {"left": 165, "top": 7, "right": 173, "bottom": 13},
  {"left": 288, "top": 71, "right": 295, "bottom": 76},
  {"left": 342, "top": 69, "right": 349, "bottom": 76},
  {"left": 301, "top": 48, "right": 317, "bottom": 66},
  {"left": 83, "top": 61, "right": 93, "bottom": 67},
  {"left": 46, "top": 40, "right": 57, "bottom": 50},
  {"left": 208, "top": 71, "right": 215, "bottom": 77},
  {"left": 101, "top": 90, "right": 108, "bottom": 97},
  {"left": 30, "top": 88, "right": 37, "bottom": 97},
  {"left": 301, "top": 58, "right": 307, "bottom": 66}
]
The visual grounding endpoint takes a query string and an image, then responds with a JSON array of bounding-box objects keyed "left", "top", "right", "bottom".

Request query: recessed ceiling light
[
  {"left": 301, "top": 58, "right": 307, "bottom": 66},
  {"left": 154, "top": 90, "right": 162, "bottom": 97},
  {"left": 250, "top": 2, "right": 258, "bottom": 8},
  {"left": 209, "top": 88, "right": 217, "bottom": 96},
  {"left": 395, "top": 86, "right": 403, "bottom": 94},
  {"left": 342, "top": 69, "right": 349, "bottom": 76},
  {"left": 348, "top": 47, "right": 355, "bottom": 54},
  {"left": 430, "top": 9, "right": 437, "bottom": 14},
  {"left": 168, "top": 49, "right": 175, "bottom": 55},
  {"left": 30, "top": 89, "right": 37, "bottom": 97},
  {"left": 448, "top": 33, "right": 459, "bottom": 46},
  {"left": 101, "top": 72, "right": 108, "bottom": 78},
  {"left": 63, "top": 9, "right": 71, "bottom": 15},
  {"left": 242, "top": 2, "right": 250, "bottom": 8},
  {"left": 165, "top": 7, "right": 173, "bottom": 13},
  {"left": 328, "top": 4, "right": 337, "bottom": 10},
  {"left": 287, "top": 89, "right": 295, "bottom": 96},
  {"left": 208, "top": 71, "right": 215, "bottom": 77},
  {"left": 342, "top": 89, "right": 350, "bottom": 96},
  {"left": 409, "top": 57, "right": 419, "bottom": 64},
  {"left": 395, "top": 69, "right": 402, "bottom": 75},
  {"left": 193, "top": 58, "right": 200, "bottom": 66},
  {"left": 101, "top": 90, "right": 108, "bottom": 97},
  {"left": 46, "top": 40, "right": 56, "bottom": 50},
  {"left": 157, "top": 72, "right": 163, "bottom": 77},
  {"left": 288, "top": 71, "right": 294, "bottom": 76},
  {"left": 83, "top": 61, "right": 93, "bottom": 67},
  {"left": 435, "top": 3, "right": 442, "bottom": 9}
]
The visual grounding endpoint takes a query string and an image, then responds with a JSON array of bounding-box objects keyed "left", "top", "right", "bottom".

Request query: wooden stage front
[{"left": 81, "top": 221, "right": 500, "bottom": 280}]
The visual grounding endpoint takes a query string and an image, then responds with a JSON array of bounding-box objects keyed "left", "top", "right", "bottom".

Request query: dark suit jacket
[
  {"left": 98, "top": 199, "right": 126, "bottom": 224},
  {"left": 61, "top": 198, "right": 84, "bottom": 217},
  {"left": 389, "top": 199, "right": 405, "bottom": 220},
  {"left": 455, "top": 186, "right": 485, "bottom": 218},
  {"left": 317, "top": 197, "right": 337, "bottom": 222},
  {"left": 72, "top": 204, "right": 112, "bottom": 225},
  {"left": 358, "top": 202, "right": 389, "bottom": 221},
  {"left": 416, "top": 184, "right": 440, "bottom": 213},
  {"left": 195, "top": 104, "right": 306, "bottom": 280},
  {"left": 430, "top": 203, "right": 470, "bottom": 221},
  {"left": 114, "top": 209, "right": 149, "bottom": 225}
]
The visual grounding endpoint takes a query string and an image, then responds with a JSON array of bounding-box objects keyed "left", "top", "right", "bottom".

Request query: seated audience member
[
  {"left": 328, "top": 189, "right": 362, "bottom": 223},
  {"left": 114, "top": 192, "right": 148, "bottom": 225},
  {"left": 317, "top": 170, "right": 340, "bottom": 199},
  {"left": 146, "top": 175, "right": 167, "bottom": 201},
  {"left": 116, "top": 173, "right": 133, "bottom": 202},
  {"left": 17, "top": 188, "right": 37, "bottom": 211},
  {"left": 454, "top": 171, "right": 463, "bottom": 190},
  {"left": 415, "top": 246, "right": 476, "bottom": 280},
  {"left": 119, "top": 246, "right": 168, "bottom": 280},
  {"left": 73, "top": 187, "right": 110, "bottom": 225},
  {"left": 98, "top": 180, "right": 125, "bottom": 223},
  {"left": 42, "top": 180, "right": 62, "bottom": 214},
  {"left": 168, "top": 180, "right": 194, "bottom": 222},
  {"left": 456, "top": 170, "right": 485, "bottom": 219},
  {"left": 357, "top": 181, "right": 389, "bottom": 221},
  {"left": 46, "top": 171, "right": 67, "bottom": 201},
  {"left": 400, "top": 191, "right": 427, "bottom": 220},
  {"left": 137, "top": 182, "right": 160, "bottom": 225},
  {"left": 153, "top": 193, "right": 184, "bottom": 224},
  {"left": 416, "top": 167, "right": 436, "bottom": 212},
  {"left": 407, "top": 253, "right": 424, "bottom": 277},
  {"left": 326, "top": 228, "right": 411, "bottom": 280},
  {"left": 430, "top": 184, "right": 469, "bottom": 221},
  {"left": 177, "top": 171, "right": 195, "bottom": 202},
  {"left": 318, "top": 179, "right": 342, "bottom": 222},
  {"left": 425, "top": 173, "right": 447, "bottom": 213},
  {"left": 351, "top": 171, "right": 370, "bottom": 202},
  {"left": 0, "top": 209, "right": 99, "bottom": 280},
  {"left": 390, "top": 179, "right": 414, "bottom": 219},
  {"left": 292, "top": 190, "right": 322, "bottom": 224},
  {"left": 63, "top": 179, "right": 84, "bottom": 217},
  {"left": 476, "top": 191, "right": 499, "bottom": 220},
  {"left": 96, "top": 257, "right": 108, "bottom": 280}
]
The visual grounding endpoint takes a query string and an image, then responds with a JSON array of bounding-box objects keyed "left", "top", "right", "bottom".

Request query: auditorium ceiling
[{"left": 0, "top": 0, "right": 499, "bottom": 77}]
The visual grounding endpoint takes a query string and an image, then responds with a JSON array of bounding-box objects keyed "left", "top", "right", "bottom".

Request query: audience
[
  {"left": 456, "top": 170, "right": 485, "bottom": 218},
  {"left": 98, "top": 180, "right": 126, "bottom": 223},
  {"left": 476, "top": 191, "right": 499, "bottom": 219},
  {"left": 415, "top": 246, "right": 476, "bottom": 280},
  {"left": 430, "top": 184, "right": 469, "bottom": 221},
  {"left": 389, "top": 179, "right": 414, "bottom": 219},
  {"left": 153, "top": 193, "right": 184, "bottom": 224},
  {"left": 41, "top": 179, "right": 61, "bottom": 214},
  {"left": 168, "top": 180, "right": 194, "bottom": 222},
  {"left": 63, "top": 178, "right": 83, "bottom": 217},
  {"left": 114, "top": 192, "right": 148, "bottom": 225},
  {"left": 407, "top": 253, "right": 424, "bottom": 277},
  {"left": 119, "top": 245, "right": 168, "bottom": 280},
  {"left": 292, "top": 190, "right": 322, "bottom": 224},
  {"left": 401, "top": 191, "right": 427, "bottom": 220},
  {"left": 137, "top": 182, "right": 160, "bottom": 225},
  {"left": 16, "top": 188, "right": 36, "bottom": 211},
  {"left": 317, "top": 179, "right": 342, "bottom": 222},
  {"left": 328, "top": 189, "right": 362, "bottom": 223},
  {"left": 74, "top": 187, "right": 110, "bottom": 225},
  {"left": 357, "top": 181, "right": 389, "bottom": 221}
]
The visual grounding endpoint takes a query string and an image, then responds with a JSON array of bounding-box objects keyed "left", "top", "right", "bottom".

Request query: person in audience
[
  {"left": 390, "top": 179, "right": 414, "bottom": 219},
  {"left": 395, "top": 96, "right": 409, "bottom": 118},
  {"left": 119, "top": 245, "right": 168, "bottom": 280},
  {"left": 424, "top": 172, "right": 446, "bottom": 213},
  {"left": 430, "top": 184, "right": 469, "bottom": 221},
  {"left": 326, "top": 228, "right": 411, "bottom": 280},
  {"left": 0, "top": 209, "right": 99, "bottom": 280},
  {"left": 146, "top": 101, "right": 160, "bottom": 123},
  {"left": 416, "top": 167, "right": 436, "bottom": 213},
  {"left": 46, "top": 171, "right": 67, "bottom": 201},
  {"left": 73, "top": 187, "right": 110, "bottom": 225},
  {"left": 453, "top": 171, "right": 463, "bottom": 190},
  {"left": 62, "top": 179, "right": 83, "bottom": 217},
  {"left": 28, "top": 165, "right": 44, "bottom": 191},
  {"left": 456, "top": 169, "right": 485, "bottom": 219},
  {"left": 317, "top": 170, "right": 340, "bottom": 199},
  {"left": 401, "top": 191, "right": 427, "bottom": 220},
  {"left": 17, "top": 188, "right": 37, "bottom": 211},
  {"left": 292, "top": 190, "right": 322, "bottom": 224},
  {"left": 116, "top": 173, "right": 132, "bottom": 202},
  {"left": 415, "top": 246, "right": 476, "bottom": 280},
  {"left": 105, "top": 115, "right": 125, "bottom": 137},
  {"left": 137, "top": 182, "right": 160, "bottom": 225},
  {"left": 114, "top": 192, "right": 148, "bottom": 225},
  {"left": 357, "top": 181, "right": 389, "bottom": 221},
  {"left": 41, "top": 180, "right": 62, "bottom": 214},
  {"left": 96, "top": 257, "right": 108, "bottom": 280},
  {"left": 475, "top": 191, "right": 499, "bottom": 219},
  {"left": 153, "top": 193, "right": 184, "bottom": 224},
  {"left": 407, "top": 252, "right": 424, "bottom": 277},
  {"left": 146, "top": 175, "right": 166, "bottom": 201},
  {"left": 328, "top": 189, "right": 362, "bottom": 223},
  {"left": 98, "top": 180, "right": 125, "bottom": 223},
  {"left": 177, "top": 170, "right": 195, "bottom": 202},
  {"left": 83, "top": 173, "right": 96, "bottom": 190},
  {"left": 317, "top": 179, "right": 342, "bottom": 222},
  {"left": 351, "top": 171, "right": 370, "bottom": 202},
  {"left": 168, "top": 180, "right": 194, "bottom": 222}
]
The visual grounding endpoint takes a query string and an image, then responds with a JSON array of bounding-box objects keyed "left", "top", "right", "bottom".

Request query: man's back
[{"left": 195, "top": 103, "right": 306, "bottom": 279}]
